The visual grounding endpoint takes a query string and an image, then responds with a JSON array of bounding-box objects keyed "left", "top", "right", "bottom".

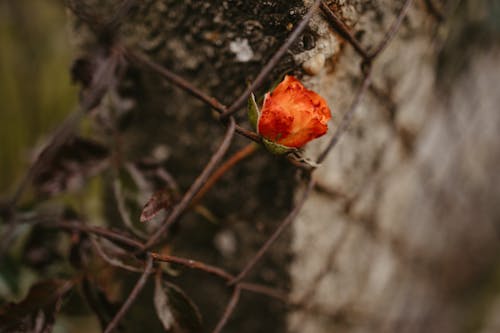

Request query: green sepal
[
  {"left": 247, "top": 92, "right": 260, "bottom": 131},
  {"left": 262, "top": 138, "right": 296, "bottom": 155}
]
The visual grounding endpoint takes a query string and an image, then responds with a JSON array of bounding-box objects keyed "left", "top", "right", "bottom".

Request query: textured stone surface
[{"left": 289, "top": 1, "right": 500, "bottom": 332}]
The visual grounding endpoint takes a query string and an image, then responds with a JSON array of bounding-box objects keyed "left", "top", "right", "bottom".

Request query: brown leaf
[
  {"left": 140, "top": 189, "right": 173, "bottom": 223},
  {"left": 32, "top": 136, "right": 109, "bottom": 196},
  {"left": 0, "top": 279, "right": 73, "bottom": 333},
  {"left": 154, "top": 271, "right": 202, "bottom": 333}
]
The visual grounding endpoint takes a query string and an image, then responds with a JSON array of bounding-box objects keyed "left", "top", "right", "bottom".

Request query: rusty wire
[{"left": 1, "top": 0, "right": 420, "bottom": 332}]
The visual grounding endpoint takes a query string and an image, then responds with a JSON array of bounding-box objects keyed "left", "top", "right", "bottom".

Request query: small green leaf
[
  {"left": 247, "top": 93, "right": 260, "bottom": 131},
  {"left": 262, "top": 138, "right": 296, "bottom": 155}
]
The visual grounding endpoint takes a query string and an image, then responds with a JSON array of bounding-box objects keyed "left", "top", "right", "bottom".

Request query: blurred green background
[
  {"left": 0, "top": 0, "right": 77, "bottom": 194},
  {"left": 0, "top": 2, "right": 93, "bottom": 330}
]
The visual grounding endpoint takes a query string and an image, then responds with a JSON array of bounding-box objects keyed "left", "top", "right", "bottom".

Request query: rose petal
[{"left": 258, "top": 75, "right": 331, "bottom": 148}]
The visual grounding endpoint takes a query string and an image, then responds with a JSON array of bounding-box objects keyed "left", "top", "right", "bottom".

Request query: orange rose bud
[{"left": 257, "top": 75, "right": 331, "bottom": 148}]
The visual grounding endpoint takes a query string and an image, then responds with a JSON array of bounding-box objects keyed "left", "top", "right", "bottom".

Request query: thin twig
[
  {"left": 192, "top": 143, "right": 258, "bottom": 206},
  {"left": 151, "top": 252, "right": 290, "bottom": 302},
  {"left": 316, "top": 66, "right": 372, "bottom": 164},
  {"left": 238, "top": 282, "right": 289, "bottom": 303},
  {"left": 125, "top": 49, "right": 228, "bottom": 113},
  {"left": 320, "top": 1, "right": 370, "bottom": 59},
  {"left": 368, "top": 0, "right": 414, "bottom": 59},
  {"left": 235, "top": 125, "right": 261, "bottom": 143},
  {"left": 212, "top": 286, "right": 241, "bottom": 333},
  {"left": 229, "top": 178, "right": 315, "bottom": 285},
  {"left": 125, "top": 48, "right": 261, "bottom": 143},
  {"left": 44, "top": 221, "right": 144, "bottom": 249},
  {"left": 104, "top": 254, "right": 154, "bottom": 333},
  {"left": 150, "top": 252, "right": 233, "bottom": 280},
  {"left": 142, "top": 117, "right": 236, "bottom": 250},
  {"left": 220, "top": 0, "right": 322, "bottom": 119}
]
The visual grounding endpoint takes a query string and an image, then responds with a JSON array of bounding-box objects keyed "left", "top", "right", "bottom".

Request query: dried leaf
[
  {"left": 140, "top": 189, "right": 173, "bottom": 223},
  {"left": 0, "top": 279, "right": 73, "bottom": 333},
  {"left": 81, "top": 277, "right": 117, "bottom": 330},
  {"left": 154, "top": 271, "right": 202, "bottom": 333},
  {"left": 154, "top": 271, "right": 175, "bottom": 331},
  {"left": 32, "top": 136, "right": 109, "bottom": 196}
]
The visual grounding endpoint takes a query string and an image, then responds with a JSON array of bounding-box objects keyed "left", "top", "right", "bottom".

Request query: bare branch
[
  {"left": 192, "top": 143, "right": 258, "bottom": 206},
  {"left": 143, "top": 117, "right": 237, "bottom": 250},
  {"left": 320, "top": 1, "right": 370, "bottom": 59},
  {"left": 104, "top": 254, "right": 154, "bottom": 333},
  {"left": 212, "top": 286, "right": 241, "bottom": 333},
  {"left": 368, "top": 0, "right": 414, "bottom": 59},
  {"left": 125, "top": 49, "right": 228, "bottom": 113},
  {"left": 229, "top": 178, "right": 315, "bottom": 285},
  {"left": 151, "top": 252, "right": 234, "bottom": 281},
  {"left": 44, "top": 221, "right": 144, "bottom": 249}
]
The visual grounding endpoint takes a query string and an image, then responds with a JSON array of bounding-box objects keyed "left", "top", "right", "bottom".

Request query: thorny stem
[
  {"left": 229, "top": 178, "right": 315, "bottom": 285},
  {"left": 191, "top": 142, "right": 259, "bottom": 206},
  {"left": 142, "top": 117, "right": 236, "bottom": 251},
  {"left": 220, "top": 0, "right": 322, "bottom": 119},
  {"left": 103, "top": 254, "right": 154, "bottom": 333},
  {"left": 212, "top": 286, "right": 241, "bottom": 333}
]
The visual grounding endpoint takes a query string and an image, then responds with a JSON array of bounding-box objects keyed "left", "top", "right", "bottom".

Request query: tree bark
[{"left": 77, "top": 0, "right": 500, "bottom": 332}]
